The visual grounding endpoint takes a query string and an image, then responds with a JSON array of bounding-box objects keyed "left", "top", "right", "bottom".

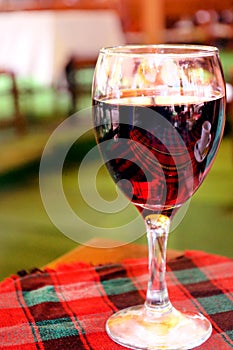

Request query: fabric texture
[{"left": 0, "top": 250, "right": 232, "bottom": 349}]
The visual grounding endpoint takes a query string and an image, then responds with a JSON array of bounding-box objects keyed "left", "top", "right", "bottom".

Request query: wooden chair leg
[
  {"left": 65, "top": 58, "right": 78, "bottom": 116},
  {"left": 0, "top": 70, "right": 27, "bottom": 134},
  {"left": 11, "top": 72, "right": 27, "bottom": 134}
]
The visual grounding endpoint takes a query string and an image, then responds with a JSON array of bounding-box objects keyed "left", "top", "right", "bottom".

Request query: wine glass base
[{"left": 106, "top": 305, "right": 212, "bottom": 350}]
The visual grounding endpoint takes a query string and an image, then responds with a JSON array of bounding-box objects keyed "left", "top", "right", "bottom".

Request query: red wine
[{"left": 93, "top": 92, "right": 225, "bottom": 213}]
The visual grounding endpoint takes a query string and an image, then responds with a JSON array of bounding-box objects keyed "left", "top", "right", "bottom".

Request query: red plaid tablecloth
[{"left": 0, "top": 250, "right": 232, "bottom": 349}]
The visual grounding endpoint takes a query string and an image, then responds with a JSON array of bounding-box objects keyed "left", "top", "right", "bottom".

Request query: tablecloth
[
  {"left": 0, "top": 250, "right": 232, "bottom": 349},
  {"left": 0, "top": 10, "right": 125, "bottom": 86}
]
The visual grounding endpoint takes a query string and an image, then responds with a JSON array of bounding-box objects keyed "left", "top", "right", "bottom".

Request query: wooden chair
[
  {"left": 0, "top": 70, "right": 26, "bottom": 134},
  {"left": 65, "top": 56, "right": 96, "bottom": 115}
]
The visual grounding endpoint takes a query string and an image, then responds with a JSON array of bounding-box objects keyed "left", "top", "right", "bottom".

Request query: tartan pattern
[{"left": 0, "top": 251, "right": 232, "bottom": 349}]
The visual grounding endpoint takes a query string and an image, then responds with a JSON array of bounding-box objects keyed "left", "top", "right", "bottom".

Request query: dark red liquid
[{"left": 93, "top": 93, "right": 225, "bottom": 213}]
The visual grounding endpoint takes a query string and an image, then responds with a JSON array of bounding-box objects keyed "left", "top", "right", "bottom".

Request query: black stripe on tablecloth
[
  {"left": 170, "top": 255, "right": 233, "bottom": 346},
  {"left": 167, "top": 255, "right": 197, "bottom": 271},
  {"left": 39, "top": 335, "right": 86, "bottom": 350},
  {"left": 95, "top": 263, "right": 145, "bottom": 311},
  {"left": 211, "top": 310, "right": 233, "bottom": 333},
  {"left": 183, "top": 279, "right": 225, "bottom": 298},
  {"left": 14, "top": 278, "right": 42, "bottom": 350},
  {"left": 19, "top": 271, "right": 91, "bottom": 350}
]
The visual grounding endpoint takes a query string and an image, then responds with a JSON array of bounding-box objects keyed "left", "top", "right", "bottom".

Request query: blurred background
[{"left": 0, "top": 0, "right": 232, "bottom": 281}]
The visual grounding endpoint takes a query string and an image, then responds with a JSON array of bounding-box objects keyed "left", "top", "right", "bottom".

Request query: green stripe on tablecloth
[
  {"left": 173, "top": 268, "right": 207, "bottom": 285},
  {"left": 36, "top": 317, "right": 79, "bottom": 341},
  {"left": 23, "top": 286, "right": 59, "bottom": 306},
  {"left": 101, "top": 277, "right": 137, "bottom": 295},
  {"left": 197, "top": 294, "right": 233, "bottom": 315},
  {"left": 226, "top": 330, "right": 233, "bottom": 340}
]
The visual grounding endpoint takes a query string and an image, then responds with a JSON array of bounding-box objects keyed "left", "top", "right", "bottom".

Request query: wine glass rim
[{"left": 99, "top": 44, "right": 219, "bottom": 57}]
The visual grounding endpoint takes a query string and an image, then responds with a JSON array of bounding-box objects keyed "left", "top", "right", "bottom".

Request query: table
[
  {"left": 47, "top": 238, "right": 182, "bottom": 268},
  {"left": 0, "top": 10, "right": 125, "bottom": 86}
]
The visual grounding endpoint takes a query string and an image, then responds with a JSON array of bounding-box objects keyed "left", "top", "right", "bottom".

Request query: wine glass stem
[{"left": 145, "top": 214, "right": 172, "bottom": 313}]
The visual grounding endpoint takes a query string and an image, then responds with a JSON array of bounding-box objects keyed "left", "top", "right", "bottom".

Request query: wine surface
[{"left": 93, "top": 92, "right": 225, "bottom": 212}]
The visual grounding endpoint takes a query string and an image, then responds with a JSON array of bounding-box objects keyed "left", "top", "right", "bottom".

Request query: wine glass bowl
[{"left": 92, "top": 45, "right": 225, "bottom": 349}]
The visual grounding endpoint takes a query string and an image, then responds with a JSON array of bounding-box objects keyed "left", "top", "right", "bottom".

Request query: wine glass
[{"left": 92, "top": 45, "right": 225, "bottom": 350}]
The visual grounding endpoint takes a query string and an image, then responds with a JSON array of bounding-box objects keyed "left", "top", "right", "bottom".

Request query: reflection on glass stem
[{"left": 145, "top": 214, "right": 172, "bottom": 313}]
